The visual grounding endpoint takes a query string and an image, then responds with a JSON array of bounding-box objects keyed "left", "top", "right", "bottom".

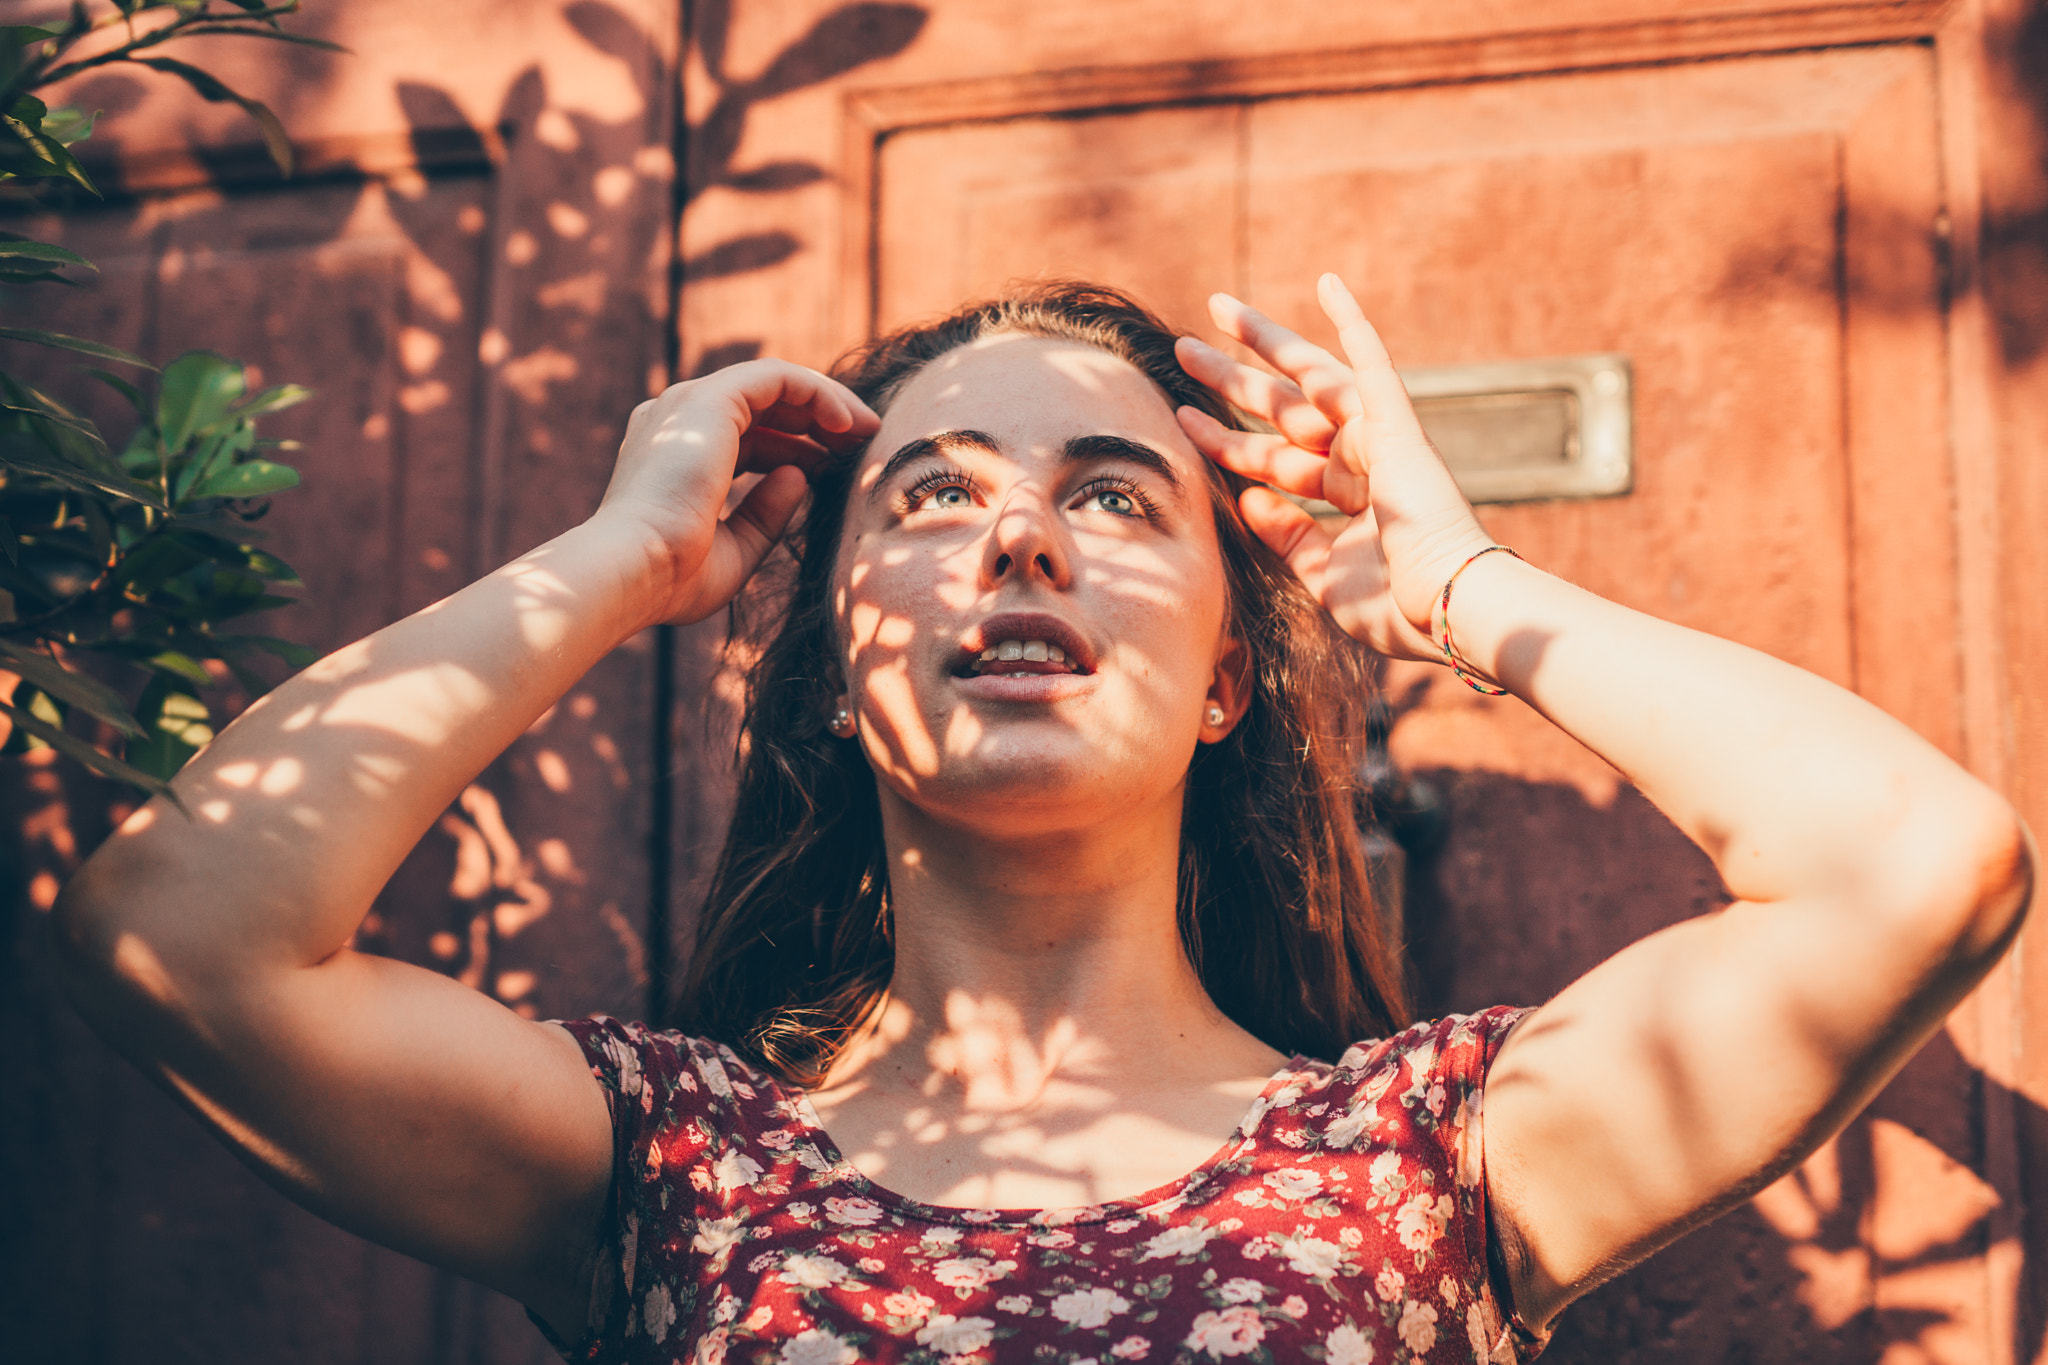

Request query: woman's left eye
[{"left": 1078, "top": 486, "right": 1143, "bottom": 517}]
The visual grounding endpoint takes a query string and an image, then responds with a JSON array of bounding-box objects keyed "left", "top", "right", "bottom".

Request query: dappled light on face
[{"left": 1045, "top": 345, "right": 1129, "bottom": 396}]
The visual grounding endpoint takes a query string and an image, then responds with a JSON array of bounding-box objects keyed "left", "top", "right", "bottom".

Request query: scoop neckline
[{"left": 778, "top": 1054, "right": 1315, "bottom": 1227}]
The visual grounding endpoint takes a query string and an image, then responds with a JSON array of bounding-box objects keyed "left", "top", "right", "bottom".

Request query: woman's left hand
[{"left": 1174, "top": 274, "right": 1495, "bottom": 663}]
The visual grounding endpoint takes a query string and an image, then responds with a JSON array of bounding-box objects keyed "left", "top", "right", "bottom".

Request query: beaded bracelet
[{"left": 1431, "top": 545, "right": 1524, "bottom": 696}]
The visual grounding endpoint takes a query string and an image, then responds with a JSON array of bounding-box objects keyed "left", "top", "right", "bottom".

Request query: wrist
[
  {"left": 1431, "top": 550, "right": 1545, "bottom": 695},
  {"left": 562, "top": 510, "right": 693, "bottom": 641},
  {"left": 1431, "top": 546, "right": 1526, "bottom": 694}
]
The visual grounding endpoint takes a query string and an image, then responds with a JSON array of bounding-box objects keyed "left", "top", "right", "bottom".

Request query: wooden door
[
  {"left": 857, "top": 44, "right": 1959, "bottom": 1361},
  {"left": 676, "top": 4, "right": 2042, "bottom": 1360}
]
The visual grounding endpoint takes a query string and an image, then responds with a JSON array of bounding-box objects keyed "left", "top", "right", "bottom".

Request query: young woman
[{"left": 53, "top": 277, "right": 2032, "bottom": 1364}]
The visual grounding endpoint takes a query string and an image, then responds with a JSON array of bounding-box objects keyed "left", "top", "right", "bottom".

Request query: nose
[{"left": 980, "top": 487, "right": 1072, "bottom": 591}]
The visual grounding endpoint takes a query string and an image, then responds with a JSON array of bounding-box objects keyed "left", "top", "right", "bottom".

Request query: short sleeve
[
  {"left": 535, "top": 1016, "right": 766, "bottom": 1362},
  {"left": 1423, "top": 1007, "right": 1549, "bottom": 1363},
  {"left": 1310, "top": 1007, "right": 1546, "bottom": 1362}
]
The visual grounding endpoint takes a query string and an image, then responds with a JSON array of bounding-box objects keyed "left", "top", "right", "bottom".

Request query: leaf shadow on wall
[
  {"left": 1399, "top": 759, "right": 2042, "bottom": 1365},
  {"left": 680, "top": 0, "right": 927, "bottom": 374}
]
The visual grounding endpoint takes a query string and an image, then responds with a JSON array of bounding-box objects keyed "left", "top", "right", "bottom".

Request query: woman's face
[{"left": 832, "top": 332, "right": 1242, "bottom": 837}]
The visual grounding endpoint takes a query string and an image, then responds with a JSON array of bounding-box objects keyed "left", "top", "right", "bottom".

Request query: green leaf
[
  {"left": 107, "top": 533, "right": 203, "bottom": 597},
  {"left": 0, "top": 263, "right": 73, "bottom": 285},
  {"left": 2, "top": 402, "right": 103, "bottom": 454},
  {"left": 171, "top": 428, "right": 231, "bottom": 501},
  {"left": 86, "top": 368, "right": 147, "bottom": 415},
  {"left": 0, "top": 635, "right": 142, "bottom": 735},
  {"left": 0, "top": 442, "right": 142, "bottom": 503},
  {"left": 0, "top": 115, "right": 97, "bottom": 194},
  {"left": 0, "top": 327, "right": 148, "bottom": 366},
  {"left": 0, "top": 695, "right": 176, "bottom": 798},
  {"left": 234, "top": 383, "right": 311, "bottom": 417},
  {"left": 125, "top": 677, "right": 202, "bottom": 784},
  {"left": 227, "top": 633, "right": 315, "bottom": 668},
  {"left": 131, "top": 57, "right": 294, "bottom": 177},
  {"left": 191, "top": 591, "right": 296, "bottom": 623},
  {"left": 190, "top": 458, "right": 297, "bottom": 500},
  {"left": 0, "top": 238, "right": 92, "bottom": 268},
  {"left": 145, "top": 650, "right": 213, "bottom": 686},
  {"left": 239, "top": 547, "right": 299, "bottom": 584},
  {"left": 155, "top": 350, "right": 244, "bottom": 452},
  {"left": 0, "top": 28, "right": 60, "bottom": 98},
  {"left": 41, "top": 106, "right": 97, "bottom": 148}
]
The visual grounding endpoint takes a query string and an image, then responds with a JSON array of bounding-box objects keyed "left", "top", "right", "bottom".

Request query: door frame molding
[{"left": 837, "top": 0, "right": 1952, "bottom": 338}]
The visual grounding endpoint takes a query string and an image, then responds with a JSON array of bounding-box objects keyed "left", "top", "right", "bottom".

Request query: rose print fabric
[{"left": 537, "top": 1008, "right": 1545, "bottom": 1365}]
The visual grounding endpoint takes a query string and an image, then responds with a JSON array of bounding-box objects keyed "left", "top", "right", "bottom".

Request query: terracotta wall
[{"left": 3, "top": 2, "right": 2045, "bottom": 1362}]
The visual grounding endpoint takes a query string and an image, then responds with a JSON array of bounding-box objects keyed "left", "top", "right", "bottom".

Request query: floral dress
[{"left": 537, "top": 1008, "right": 1547, "bottom": 1365}]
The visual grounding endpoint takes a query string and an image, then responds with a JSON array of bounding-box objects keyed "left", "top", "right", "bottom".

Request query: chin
[{"left": 882, "top": 729, "right": 1191, "bottom": 836}]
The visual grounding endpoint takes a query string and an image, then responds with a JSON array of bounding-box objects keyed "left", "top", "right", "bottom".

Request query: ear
[{"left": 1198, "top": 631, "right": 1253, "bottom": 743}]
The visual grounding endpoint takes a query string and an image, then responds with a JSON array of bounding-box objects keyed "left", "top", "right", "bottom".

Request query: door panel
[{"left": 877, "top": 104, "right": 1242, "bottom": 333}]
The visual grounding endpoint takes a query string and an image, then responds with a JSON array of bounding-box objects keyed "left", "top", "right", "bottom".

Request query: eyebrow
[{"left": 867, "top": 429, "right": 1185, "bottom": 504}]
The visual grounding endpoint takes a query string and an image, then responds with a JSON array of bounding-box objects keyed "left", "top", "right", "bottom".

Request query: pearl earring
[
  {"left": 1205, "top": 703, "right": 1226, "bottom": 728},
  {"left": 829, "top": 706, "right": 854, "bottom": 737}
]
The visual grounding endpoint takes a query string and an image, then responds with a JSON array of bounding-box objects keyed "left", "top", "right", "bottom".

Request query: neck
[{"left": 819, "top": 785, "right": 1281, "bottom": 1105}]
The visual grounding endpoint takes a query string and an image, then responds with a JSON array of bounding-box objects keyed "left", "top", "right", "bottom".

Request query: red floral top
[{"left": 539, "top": 1008, "right": 1546, "bottom": 1365}]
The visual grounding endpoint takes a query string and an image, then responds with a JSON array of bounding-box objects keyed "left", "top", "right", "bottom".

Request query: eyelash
[
  {"left": 1073, "top": 474, "right": 1159, "bottom": 519},
  {"left": 900, "top": 466, "right": 983, "bottom": 513},
  {"left": 898, "top": 466, "right": 1160, "bottom": 519}
]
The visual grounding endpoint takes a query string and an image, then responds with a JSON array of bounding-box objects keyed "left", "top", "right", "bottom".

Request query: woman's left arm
[{"left": 1176, "top": 275, "right": 2035, "bottom": 1331}]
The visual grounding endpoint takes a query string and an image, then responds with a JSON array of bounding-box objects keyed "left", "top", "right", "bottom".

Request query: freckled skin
[{"left": 833, "top": 334, "right": 1238, "bottom": 841}]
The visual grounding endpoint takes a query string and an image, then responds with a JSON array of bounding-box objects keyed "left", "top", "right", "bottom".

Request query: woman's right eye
[{"left": 903, "top": 470, "right": 981, "bottom": 512}]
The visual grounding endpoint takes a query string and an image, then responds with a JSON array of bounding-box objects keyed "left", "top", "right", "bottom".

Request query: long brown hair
[{"left": 671, "top": 282, "right": 1411, "bottom": 1084}]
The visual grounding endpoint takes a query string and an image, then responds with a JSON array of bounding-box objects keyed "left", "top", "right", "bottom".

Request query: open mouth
[
  {"left": 953, "top": 614, "right": 1095, "bottom": 680},
  {"left": 967, "top": 638, "right": 1080, "bottom": 677}
]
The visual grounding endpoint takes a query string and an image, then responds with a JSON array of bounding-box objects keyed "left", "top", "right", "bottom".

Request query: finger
[
  {"left": 720, "top": 464, "right": 810, "bottom": 578},
  {"left": 1175, "top": 336, "right": 1339, "bottom": 451},
  {"left": 753, "top": 396, "right": 880, "bottom": 454},
  {"left": 735, "top": 427, "right": 834, "bottom": 475},
  {"left": 1239, "top": 485, "right": 1334, "bottom": 592},
  {"left": 1207, "top": 293, "right": 1365, "bottom": 427},
  {"left": 719, "top": 360, "right": 881, "bottom": 447},
  {"left": 1176, "top": 406, "right": 1330, "bottom": 500},
  {"left": 1316, "top": 274, "right": 1429, "bottom": 440}
]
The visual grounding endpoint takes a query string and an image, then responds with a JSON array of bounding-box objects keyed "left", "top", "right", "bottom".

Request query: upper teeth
[{"left": 978, "top": 639, "right": 1066, "bottom": 665}]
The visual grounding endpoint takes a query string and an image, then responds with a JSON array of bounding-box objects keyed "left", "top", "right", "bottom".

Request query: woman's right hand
[{"left": 595, "top": 359, "right": 880, "bottom": 627}]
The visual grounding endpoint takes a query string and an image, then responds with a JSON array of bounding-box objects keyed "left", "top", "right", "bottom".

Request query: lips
[{"left": 955, "top": 611, "right": 1096, "bottom": 678}]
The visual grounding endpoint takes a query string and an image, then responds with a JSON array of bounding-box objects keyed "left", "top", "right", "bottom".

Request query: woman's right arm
[{"left": 50, "top": 361, "right": 876, "bottom": 1337}]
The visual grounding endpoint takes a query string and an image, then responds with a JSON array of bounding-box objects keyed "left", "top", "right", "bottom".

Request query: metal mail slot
[{"left": 1292, "top": 353, "right": 1633, "bottom": 513}]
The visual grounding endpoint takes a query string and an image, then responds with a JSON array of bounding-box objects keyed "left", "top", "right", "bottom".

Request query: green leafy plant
[{"left": 2, "top": 2, "right": 339, "bottom": 797}]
